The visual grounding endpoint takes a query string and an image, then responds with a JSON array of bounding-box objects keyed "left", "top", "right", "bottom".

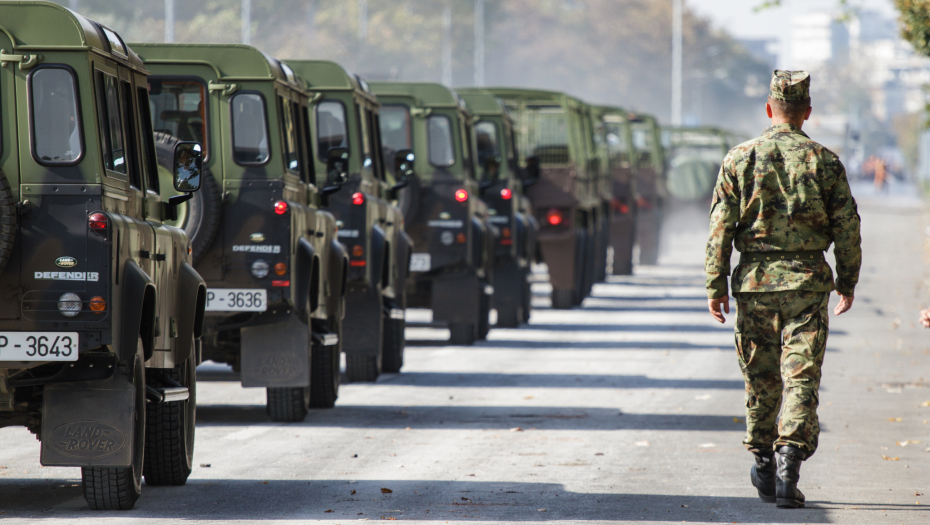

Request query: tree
[{"left": 896, "top": 0, "right": 930, "bottom": 57}]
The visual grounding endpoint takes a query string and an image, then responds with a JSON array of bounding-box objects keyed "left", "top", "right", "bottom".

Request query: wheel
[
  {"left": 154, "top": 132, "right": 221, "bottom": 265},
  {"left": 381, "top": 315, "right": 405, "bottom": 373},
  {"left": 266, "top": 386, "right": 310, "bottom": 422},
  {"left": 551, "top": 288, "right": 574, "bottom": 310},
  {"left": 522, "top": 275, "right": 532, "bottom": 323},
  {"left": 142, "top": 351, "right": 196, "bottom": 486},
  {"left": 449, "top": 322, "right": 476, "bottom": 345},
  {"left": 309, "top": 318, "right": 341, "bottom": 408},
  {"left": 496, "top": 308, "right": 520, "bottom": 328},
  {"left": 477, "top": 288, "right": 491, "bottom": 339},
  {"left": 82, "top": 339, "right": 145, "bottom": 510},
  {"left": 346, "top": 354, "right": 380, "bottom": 382}
]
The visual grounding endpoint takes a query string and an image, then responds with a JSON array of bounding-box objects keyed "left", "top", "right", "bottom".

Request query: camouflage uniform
[{"left": 705, "top": 71, "right": 862, "bottom": 457}]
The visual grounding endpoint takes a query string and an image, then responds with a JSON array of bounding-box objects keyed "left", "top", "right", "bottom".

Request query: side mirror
[
  {"left": 393, "top": 149, "right": 415, "bottom": 181},
  {"left": 173, "top": 142, "right": 203, "bottom": 192},
  {"left": 326, "top": 147, "right": 350, "bottom": 187}
]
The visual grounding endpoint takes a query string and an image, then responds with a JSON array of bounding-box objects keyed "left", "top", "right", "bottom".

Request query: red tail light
[
  {"left": 500, "top": 188, "right": 512, "bottom": 200},
  {"left": 352, "top": 192, "right": 365, "bottom": 205},
  {"left": 274, "top": 201, "right": 288, "bottom": 215},
  {"left": 620, "top": 204, "right": 630, "bottom": 214},
  {"left": 546, "top": 208, "right": 564, "bottom": 226},
  {"left": 88, "top": 212, "right": 108, "bottom": 231},
  {"left": 636, "top": 197, "right": 651, "bottom": 211},
  {"left": 454, "top": 189, "right": 468, "bottom": 202}
]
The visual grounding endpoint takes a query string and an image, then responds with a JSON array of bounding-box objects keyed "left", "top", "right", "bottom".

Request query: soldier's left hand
[
  {"left": 919, "top": 308, "right": 930, "bottom": 328},
  {"left": 834, "top": 293, "right": 854, "bottom": 316},
  {"left": 708, "top": 296, "right": 729, "bottom": 324}
]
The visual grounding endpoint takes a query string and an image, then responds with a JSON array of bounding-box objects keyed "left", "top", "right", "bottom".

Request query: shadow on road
[
  {"left": 1, "top": 478, "right": 892, "bottom": 522},
  {"left": 374, "top": 371, "right": 744, "bottom": 390},
  {"left": 404, "top": 339, "right": 731, "bottom": 350}
]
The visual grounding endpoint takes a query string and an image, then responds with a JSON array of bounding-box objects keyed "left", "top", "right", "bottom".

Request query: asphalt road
[{"left": 2, "top": 185, "right": 929, "bottom": 524}]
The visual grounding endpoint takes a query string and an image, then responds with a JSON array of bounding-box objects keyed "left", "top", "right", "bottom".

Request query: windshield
[
  {"left": 230, "top": 93, "right": 269, "bottom": 165},
  {"left": 666, "top": 132, "right": 728, "bottom": 164},
  {"left": 475, "top": 120, "right": 500, "bottom": 181},
  {"left": 427, "top": 114, "right": 455, "bottom": 167},
  {"left": 631, "top": 121, "right": 654, "bottom": 168},
  {"left": 148, "top": 77, "right": 207, "bottom": 157},
  {"left": 522, "top": 106, "right": 570, "bottom": 166},
  {"left": 316, "top": 100, "right": 348, "bottom": 161},
  {"left": 31, "top": 67, "right": 82, "bottom": 165},
  {"left": 379, "top": 104, "right": 411, "bottom": 178},
  {"left": 605, "top": 121, "right": 631, "bottom": 167}
]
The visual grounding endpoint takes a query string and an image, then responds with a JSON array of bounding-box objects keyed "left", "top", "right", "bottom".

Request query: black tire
[
  {"left": 82, "top": 340, "right": 145, "bottom": 510},
  {"left": 266, "top": 386, "right": 310, "bottom": 422},
  {"left": 449, "top": 322, "right": 476, "bottom": 346},
  {"left": 309, "top": 318, "right": 341, "bottom": 408},
  {"left": 496, "top": 308, "right": 520, "bottom": 328},
  {"left": 0, "top": 169, "right": 16, "bottom": 275},
  {"left": 477, "top": 288, "right": 491, "bottom": 339},
  {"left": 381, "top": 316, "right": 405, "bottom": 373},
  {"left": 154, "top": 132, "right": 221, "bottom": 265},
  {"left": 522, "top": 276, "right": 532, "bottom": 323},
  {"left": 551, "top": 288, "right": 574, "bottom": 310},
  {"left": 143, "top": 352, "right": 196, "bottom": 486},
  {"left": 346, "top": 354, "right": 380, "bottom": 382}
]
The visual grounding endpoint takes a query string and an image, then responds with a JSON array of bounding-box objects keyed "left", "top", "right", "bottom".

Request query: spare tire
[
  {"left": 0, "top": 170, "right": 15, "bottom": 274},
  {"left": 154, "top": 132, "right": 220, "bottom": 265}
]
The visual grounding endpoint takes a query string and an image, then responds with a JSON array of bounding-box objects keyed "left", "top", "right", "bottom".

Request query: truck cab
[
  {"left": 285, "top": 60, "right": 412, "bottom": 382},
  {"left": 628, "top": 113, "right": 667, "bottom": 265},
  {"left": 0, "top": 2, "right": 207, "bottom": 510},
  {"left": 371, "top": 82, "right": 494, "bottom": 345},
  {"left": 596, "top": 106, "right": 637, "bottom": 275},
  {"left": 132, "top": 44, "right": 347, "bottom": 421}
]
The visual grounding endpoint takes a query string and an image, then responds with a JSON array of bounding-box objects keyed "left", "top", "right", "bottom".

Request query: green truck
[
  {"left": 483, "top": 88, "right": 600, "bottom": 309},
  {"left": 133, "top": 44, "right": 348, "bottom": 421},
  {"left": 662, "top": 126, "right": 734, "bottom": 203},
  {"left": 371, "top": 82, "right": 495, "bottom": 345},
  {"left": 0, "top": 2, "right": 208, "bottom": 509},
  {"left": 286, "top": 60, "right": 412, "bottom": 381},
  {"left": 594, "top": 106, "right": 637, "bottom": 275},
  {"left": 458, "top": 90, "right": 538, "bottom": 327},
  {"left": 628, "top": 113, "right": 666, "bottom": 265}
]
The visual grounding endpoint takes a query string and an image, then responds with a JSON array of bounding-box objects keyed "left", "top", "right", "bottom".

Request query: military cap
[{"left": 769, "top": 70, "right": 810, "bottom": 102}]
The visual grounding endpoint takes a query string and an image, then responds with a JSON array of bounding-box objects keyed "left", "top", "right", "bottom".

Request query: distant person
[{"left": 704, "top": 70, "right": 862, "bottom": 509}]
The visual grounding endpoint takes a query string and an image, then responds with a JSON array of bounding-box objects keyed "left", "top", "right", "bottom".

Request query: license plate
[
  {"left": 0, "top": 332, "right": 79, "bottom": 361},
  {"left": 205, "top": 289, "right": 268, "bottom": 312},
  {"left": 409, "top": 253, "right": 431, "bottom": 272}
]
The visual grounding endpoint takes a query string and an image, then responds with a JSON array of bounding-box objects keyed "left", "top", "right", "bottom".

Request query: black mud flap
[
  {"left": 40, "top": 373, "right": 135, "bottom": 468},
  {"left": 432, "top": 271, "right": 481, "bottom": 325},
  {"left": 342, "top": 285, "right": 383, "bottom": 357},
  {"left": 240, "top": 313, "right": 309, "bottom": 388}
]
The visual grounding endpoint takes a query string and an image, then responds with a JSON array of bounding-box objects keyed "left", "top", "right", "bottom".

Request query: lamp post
[{"left": 672, "top": 0, "right": 683, "bottom": 126}]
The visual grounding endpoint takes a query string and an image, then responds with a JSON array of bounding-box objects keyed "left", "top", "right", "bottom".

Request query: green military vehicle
[
  {"left": 0, "top": 3, "right": 207, "bottom": 510},
  {"left": 484, "top": 88, "right": 600, "bottom": 309},
  {"left": 457, "top": 90, "right": 537, "bottom": 327},
  {"left": 285, "top": 60, "right": 412, "bottom": 381},
  {"left": 629, "top": 113, "right": 666, "bottom": 265},
  {"left": 662, "top": 126, "right": 732, "bottom": 203},
  {"left": 594, "top": 106, "right": 637, "bottom": 275},
  {"left": 371, "top": 82, "right": 494, "bottom": 345},
  {"left": 133, "top": 44, "right": 348, "bottom": 420},
  {"left": 582, "top": 103, "right": 613, "bottom": 284}
]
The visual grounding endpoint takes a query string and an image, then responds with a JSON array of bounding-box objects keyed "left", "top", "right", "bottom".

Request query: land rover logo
[
  {"left": 55, "top": 257, "right": 77, "bottom": 268},
  {"left": 249, "top": 233, "right": 266, "bottom": 242},
  {"left": 47, "top": 421, "right": 127, "bottom": 459}
]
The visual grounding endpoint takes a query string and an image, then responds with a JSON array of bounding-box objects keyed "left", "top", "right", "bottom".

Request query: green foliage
[{"left": 896, "top": 0, "right": 930, "bottom": 57}]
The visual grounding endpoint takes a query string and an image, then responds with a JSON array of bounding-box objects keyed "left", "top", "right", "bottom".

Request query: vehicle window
[
  {"left": 427, "top": 115, "right": 454, "bottom": 167},
  {"left": 94, "top": 71, "right": 127, "bottom": 174},
  {"left": 280, "top": 96, "right": 300, "bottom": 174},
  {"left": 475, "top": 120, "right": 500, "bottom": 180},
  {"left": 316, "top": 100, "right": 348, "bottom": 161},
  {"left": 606, "top": 121, "right": 631, "bottom": 167},
  {"left": 137, "top": 87, "right": 159, "bottom": 192},
  {"left": 301, "top": 105, "right": 317, "bottom": 185},
  {"left": 523, "top": 106, "right": 569, "bottom": 166},
  {"left": 462, "top": 120, "right": 475, "bottom": 178},
  {"left": 31, "top": 67, "right": 82, "bottom": 165},
  {"left": 120, "top": 81, "right": 141, "bottom": 188},
  {"left": 230, "top": 92, "right": 269, "bottom": 165},
  {"left": 148, "top": 77, "right": 207, "bottom": 158},
  {"left": 357, "top": 104, "right": 373, "bottom": 171},
  {"left": 506, "top": 126, "right": 518, "bottom": 173},
  {"left": 631, "top": 122, "right": 652, "bottom": 167},
  {"left": 379, "top": 104, "right": 411, "bottom": 174},
  {"left": 369, "top": 111, "right": 386, "bottom": 181}
]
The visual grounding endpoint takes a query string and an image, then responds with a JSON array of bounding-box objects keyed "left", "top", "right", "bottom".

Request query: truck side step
[
  {"left": 146, "top": 385, "right": 189, "bottom": 404},
  {"left": 406, "top": 321, "right": 447, "bottom": 329},
  {"left": 311, "top": 333, "right": 340, "bottom": 347}
]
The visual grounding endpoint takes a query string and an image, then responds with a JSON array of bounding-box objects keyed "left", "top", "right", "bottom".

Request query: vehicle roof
[
  {"left": 369, "top": 82, "right": 463, "bottom": 109},
  {"left": 457, "top": 91, "right": 508, "bottom": 117},
  {"left": 131, "top": 43, "right": 303, "bottom": 90},
  {"left": 0, "top": 1, "right": 144, "bottom": 69},
  {"left": 664, "top": 126, "right": 728, "bottom": 135},
  {"left": 482, "top": 87, "right": 584, "bottom": 108}
]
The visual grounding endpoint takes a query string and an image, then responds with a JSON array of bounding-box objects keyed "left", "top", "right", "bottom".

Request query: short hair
[{"left": 768, "top": 96, "right": 811, "bottom": 120}]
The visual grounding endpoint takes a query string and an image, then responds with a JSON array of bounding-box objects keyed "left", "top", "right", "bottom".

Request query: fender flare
[
  {"left": 396, "top": 230, "right": 413, "bottom": 298},
  {"left": 295, "top": 237, "right": 316, "bottom": 320},
  {"left": 328, "top": 239, "right": 348, "bottom": 317},
  {"left": 175, "top": 262, "right": 206, "bottom": 363},
  {"left": 121, "top": 259, "right": 157, "bottom": 363},
  {"left": 470, "top": 217, "right": 486, "bottom": 268},
  {"left": 370, "top": 224, "right": 386, "bottom": 290}
]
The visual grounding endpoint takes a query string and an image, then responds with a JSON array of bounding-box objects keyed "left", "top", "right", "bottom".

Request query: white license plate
[
  {"left": 205, "top": 289, "right": 268, "bottom": 312},
  {"left": 409, "top": 253, "right": 431, "bottom": 272},
  {"left": 0, "top": 332, "right": 79, "bottom": 361}
]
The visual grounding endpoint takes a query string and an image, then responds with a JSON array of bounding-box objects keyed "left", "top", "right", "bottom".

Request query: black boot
[
  {"left": 775, "top": 445, "right": 807, "bottom": 508},
  {"left": 750, "top": 450, "right": 776, "bottom": 503}
]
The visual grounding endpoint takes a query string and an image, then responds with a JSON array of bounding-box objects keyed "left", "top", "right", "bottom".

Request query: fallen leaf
[
  {"left": 695, "top": 394, "right": 711, "bottom": 400},
  {"left": 920, "top": 401, "right": 930, "bottom": 407},
  {"left": 324, "top": 509, "right": 333, "bottom": 513},
  {"left": 733, "top": 417, "right": 745, "bottom": 423},
  {"left": 461, "top": 497, "right": 471, "bottom": 501},
  {"left": 881, "top": 455, "right": 900, "bottom": 461},
  {"left": 510, "top": 427, "right": 524, "bottom": 432},
  {"left": 916, "top": 491, "right": 923, "bottom": 496},
  {"left": 524, "top": 395, "right": 534, "bottom": 400},
  {"left": 404, "top": 427, "right": 411, "bottom": 430},
  {"left": 681, "top": 504, "right": 689, "bottom": 508},
  {"left": 199, "top": 464, "right": 211, "bottom": 468},
  {"left": 635, "top": 440, "right": 650, "bottom": 447},
  {"left": 381, "top": 488, "right": 393, "bottom": 494},
  {"left": 888, "top": 417, "right": 903, "bottom": 422},
  {"left": 698, "top": 443, "right": 716, "bottom": 448},
  {"left": 380, "top": 517, "right": 397, "bottom": 521},
  {"left": 351, "top": 490, "right": 357, "bottom": 495},
  {"left": 261, "top": 481, "right": 269, "bottom": 484},
  {"left": 594, "top": 452, "right": 604, "bottom": 456},
  {"left": 898, "top": 440, "right": 921, "bottom": 447},
  {"left": 537, "top": 508, "right": 547, "bottom": 512}
]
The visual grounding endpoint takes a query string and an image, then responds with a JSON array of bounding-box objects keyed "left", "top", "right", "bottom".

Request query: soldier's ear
[
  {"left": 765, "top": 103, "right": 773, "bottom": 119},
  {"left": 804, "top": 106, "right": 813, "bottom": 121}
]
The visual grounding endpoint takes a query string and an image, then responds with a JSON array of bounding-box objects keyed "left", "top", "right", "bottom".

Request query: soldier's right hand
[
  {"left": 919, "top": 308, "right": 930, "bottom": 328},
  {"left": 708, "top": 296, "right": 729, "bottom": 324}
]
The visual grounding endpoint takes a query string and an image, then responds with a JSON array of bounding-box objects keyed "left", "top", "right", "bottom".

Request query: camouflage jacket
[{"left": 705, "top": 123, "right": 862, "bottom": 298}]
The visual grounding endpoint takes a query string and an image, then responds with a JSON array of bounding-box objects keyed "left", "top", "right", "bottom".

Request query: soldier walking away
[{"left": 704, "top": 70, "right": 862, "bottom": 509}]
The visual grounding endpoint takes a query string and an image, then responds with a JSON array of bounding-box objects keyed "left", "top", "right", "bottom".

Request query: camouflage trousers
[{"left": 733, "top": 291, "right": 829, "bottom": 457}]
